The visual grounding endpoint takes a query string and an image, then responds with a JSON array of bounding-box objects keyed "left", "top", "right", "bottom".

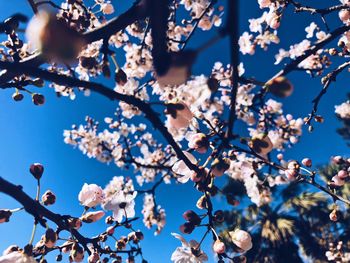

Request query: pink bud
[
  {"left": 106, "top": 226, "right": 115, "bottom": 236},
  {"left": 81, "top": 211, "right": 105, "bottom": 223},
  {"left": 301, "top": 158, "right": 312, "bottom": 167},
  {"left": 329, "top": 210, "right": 338, "bottom": 222},
  {"left": 332, "top": 156, "right": 343, "bottom": 164},
  {"left": 213, "top": 240, "right": 226, "bottom": 254},
  {"left": 338, "top": 170, "right": 348, "bottom": 179},
  {"left": 277, "top": 153, "right": 283, "bottom": 160},
  {"left": 332, "top": 175, "right": 345, "bottom": 186}
]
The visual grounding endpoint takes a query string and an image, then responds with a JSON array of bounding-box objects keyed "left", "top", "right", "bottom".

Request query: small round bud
[
  {"left": 207, "top": 77, "right": 219, "bottom": 92},
  {"left": 314, "top": 115, "right": 324, "bottom": 123},
  {"left": 196, "top": 195, "right": 208, "bottom": 210},
  {"left": 331, "top": 175, "right": 345, "bottom": 187},
  {"left": 29, "top": 163, "right": 44, "bottom": 180},
  {"left": 41, "top": 190, "right": 56, "bottom": 205},
  {"left": 32, "top": 93, "right": 45, "bottom": 106},
  {"left": 182, "top": 210, "right": 201, "bottom": 226},
  {"left": 329, "top": 209, "right": 339, "bottom": 222},
  {"left": 67, "top": 217, "right": 82, "bottom": 230},
  {"left": 44, "top": 228, "right": 58, "bottom": 248},
  {"left": 328, "top": 48, "right": 337, "bottom": 56},
  {"left": 81, "top": 211, "right": 105, "bottom": 223},
  {"left": 0, "top": 209, "right": 12, "bottom": 223},
  {"left": 105, "top": 216, "right": 114, "bottom": 224},
  {"left": 115, "top": 68, "right": 127, "bottom": 86},
  {"left": 332, "top": 156, "right": 344, "bottom": 164},
  {"left": 213, "top": 240, "right": 226, "bottom": 254},
  {"left": 106, "top": 226, "right": 115, "bottom": 235},
  {"left": 338, "top": 170, "right": 348, "bottom": 179},
  {"left": 301, "top": 158, "right": 312, "bottom": 167},
  {"left": 12, "top": 92, "right": 24, "bottom": 101},
  {"left": 213, "top": 210, "right": 225, "bottom": 223},
  {"left": 180, "top": 222, "right": 195, "bottom": 234}
]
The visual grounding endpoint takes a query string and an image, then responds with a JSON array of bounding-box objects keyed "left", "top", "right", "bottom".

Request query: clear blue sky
[{"left": 0, "top": 0, "right": 349, "bottom": 262}]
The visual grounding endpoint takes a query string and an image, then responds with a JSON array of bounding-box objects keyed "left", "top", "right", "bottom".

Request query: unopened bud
[
  {"left": 32, "top": 93, "right": 45, "bottom": 106},
  {"left": 115, "top": 68, "right": 127, "bottom": 86},
  {"left": 29, "top": 163, "right": 44, "bottom": 180},
  {"left": 0, "top": 209, "right": 12, "bottom": 223},
  {"left": 41, "top": 190, "right": 56, "bottom": 205}
]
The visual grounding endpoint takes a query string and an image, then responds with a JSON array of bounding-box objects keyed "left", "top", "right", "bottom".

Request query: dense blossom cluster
[{"left": 2, "top": 0, "right": 350, "bottom": 262}]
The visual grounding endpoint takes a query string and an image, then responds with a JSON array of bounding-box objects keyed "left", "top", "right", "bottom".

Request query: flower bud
[
  {"left": 79, "top": 56, "right": 97, "bottom": 70},
  {"left": 229, "top": 229, "right": 253, "bottom": 252},
  {"left": 81, "top": 211, "right": 105, "bottom": 223},
  {"left": 0, "top": 209, "right": 12, "bottom": 223},
  {"left": 182, "top": 210, "right": 201, "bottom": 226},
  {"left": 213, "top": 240, "right": 226, "bottom": 254},
  {"left": 116, "top": 239, "right": 126, "bottom": 250},
  {"left": 61, "top": 241, "right": 74, "bottom": 253},
  {"left": 266, "top": 76, "right": 293, "bottom": 98},
  {"left": 115, "top": 68, "right": 127, "bottom": 86},
  {"left": 70, "top": 243, "right": 84, "bottom": 262},
  {"left": 106, "top": 226, "right": 115, "bottom": 236},
  {"left": 29, "top": 163, "right": 44, "bottom": 180},
  {"left": 314, "top": 115, "right": 324, "bottom": 123},
  {"left": 213, "top": 210, "right": 225, "bottom": 223},
  {"left": 338, "top": 170, "right": 348, "bottom": 179},
  {"left": 332, "top": 156, "right": 344, "bottom": 164},
  {"left": 179, "top": 222, "right": 195, "bottom": 234},
  {"left": 329, "top": 209, "right": 339, "bottom": 222},
  {"left": 331, "top": 175, "right": 345, "bottom": 187},
  {"left": 44, "top": 228, "right": 57, "bottom": 248},
  {"left": 88, "top": 252, "right": 100, "bottom": 263},
  {"left": 32, "top": 93, "right": 45, "bottom": 106},
  {"left": 207, "top": 77, "right": 219, "bottom": 92},
  {"left": 196, "top": 195, "right": 208, "bottom": 210},
  {"left": 12, "top": 92, "right": 24, "bottom": 101},
  {"left": 101, "top": 3, "right": 115, "bottom": 15},
  {"left": 67, "top": 217, "right": 82, "bottom": 230},
  {"left": 105, "top": 216, "right": 114, "bottom": 225},
  {"left": 41, "top": 190, "right": 56, "bottom": 205},
  {"left": 301, "top": 158, "right": 312, "bottom": 167}
]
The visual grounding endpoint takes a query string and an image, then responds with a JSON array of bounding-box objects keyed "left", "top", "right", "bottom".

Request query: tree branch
[
  {"left": 0, "top": 0, "right": 148, "bottom": 85},
  {"left": 0, "top": 61, "right": 199, "bottom": 173},
  {"left": 148, "top": 0, "right": 171, "bottom": 76},
  {"left": 306, "top": 61, "right": 350, "bottom": 124},
  {"left": 266, "top": 25, "right": 350, "bottom": 84},
  {"left": 226, "top": 0, "right": 239, "bottom": 140}
]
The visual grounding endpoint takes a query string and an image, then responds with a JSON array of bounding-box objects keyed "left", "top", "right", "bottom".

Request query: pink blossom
[
  {"left": 229, "top": 229, "right": 253, "bottom": 252},
  {"left": 78, "top": 183, "right": 104, "bottom": 208}
]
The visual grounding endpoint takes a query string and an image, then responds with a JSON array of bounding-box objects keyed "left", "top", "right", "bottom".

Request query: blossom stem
[{"left": 28, "top": 222, "right": 37, "bottom": 245}]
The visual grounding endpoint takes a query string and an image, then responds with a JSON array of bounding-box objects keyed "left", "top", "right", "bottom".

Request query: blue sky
[{"left": 0, "top": 0, "right": 349, "bottom": 262}]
